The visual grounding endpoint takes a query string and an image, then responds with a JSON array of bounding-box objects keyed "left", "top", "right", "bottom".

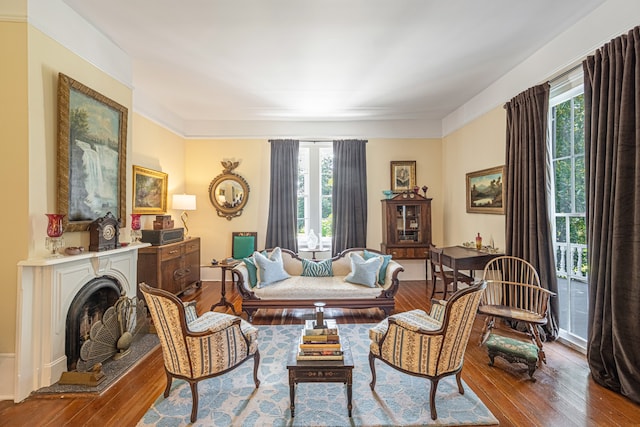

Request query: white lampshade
[{"left": 173, "top": 194, "right": 197, "bottom": 211}]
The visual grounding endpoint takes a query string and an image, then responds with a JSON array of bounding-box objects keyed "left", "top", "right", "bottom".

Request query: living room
[{"left": 2, "top": 0, "right": 640, "bottom": 421}]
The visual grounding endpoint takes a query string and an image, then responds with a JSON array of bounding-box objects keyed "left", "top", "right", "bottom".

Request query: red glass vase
[
  {"left": 46, "top": 214, "right": 65, "bottom": 238},
  {"left": 130, "top": 214, "right": 142, "bottom": 231}
]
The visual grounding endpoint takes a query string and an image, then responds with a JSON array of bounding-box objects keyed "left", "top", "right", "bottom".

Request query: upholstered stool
[{"left": 485, "top": 333, "right": 539, "bottom": 380}]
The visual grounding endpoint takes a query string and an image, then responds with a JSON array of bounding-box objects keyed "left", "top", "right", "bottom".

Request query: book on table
[{"left": 297, "top": 319, "right": 343, "bottom": 361}]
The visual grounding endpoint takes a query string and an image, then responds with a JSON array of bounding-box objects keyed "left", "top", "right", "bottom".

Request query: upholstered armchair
[
  {"left": 368, "top": 281, "right": 486, "bottom": 420},
  {"left": 140, "top": 283, "right": 260, "bottom": 423}
]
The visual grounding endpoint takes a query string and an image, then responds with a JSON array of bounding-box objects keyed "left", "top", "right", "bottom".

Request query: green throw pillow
[
  {"left": 345, "top": 252, "right": 382, "bottom": 288},
  {"left": 243, "top": 250, "right": 267, "bottom": 288},
  {"left": 302, "top": 258, "right": 333, "bottom": 277},
  {"left": 233, "top": 235, "right": 256, "bottom": 259},
  {"left": 363, "top": 249, "right": 392, "bottom": 285}
]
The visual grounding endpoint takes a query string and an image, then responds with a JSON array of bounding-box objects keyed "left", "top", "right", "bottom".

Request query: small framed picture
[
  {"left": 132, "top": 165, "right": 168, "bottom": 214},
  {"left": 466, "top": 165, "right": 505, "bottom": 214},
  {"left": 390, "top": 161, "right": 416, "bottom": 193}
]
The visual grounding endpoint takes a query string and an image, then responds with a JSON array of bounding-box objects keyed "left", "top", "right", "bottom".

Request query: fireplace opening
[{"left": 65, "top": 276, "right": 122, "bottom": 371}]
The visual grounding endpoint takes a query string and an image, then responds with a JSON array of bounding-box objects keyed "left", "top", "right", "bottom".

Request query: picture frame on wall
[
  {"left": 132, "top": 165, "right": 168, "bottom": 214},
  {"left": 57, "top": 73, "right": 128, "bottom": 231},
  {"left": 390, "top": 161, "right": 416, "bottom": 193},
  {"left": 466, "top": 165, "right": 505, "bottom": 214}
]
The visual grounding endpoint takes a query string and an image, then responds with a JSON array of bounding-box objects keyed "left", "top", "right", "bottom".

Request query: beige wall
[
  {"left": 131, "top": 113, "right": 187, "bottom": 234},
  {"left": 442, "top": 106, "right": 506, "bottom": 250},
  {"left": 0, "top": 25, "right": 135, "bottom": 361},
  {"left": 1, "top": 20, "right": 29, "bottom": 355}
]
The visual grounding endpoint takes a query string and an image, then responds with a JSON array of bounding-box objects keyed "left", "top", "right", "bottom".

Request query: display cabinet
[{"left": 381, "top": 194, "right": 432, "bottom": 259}]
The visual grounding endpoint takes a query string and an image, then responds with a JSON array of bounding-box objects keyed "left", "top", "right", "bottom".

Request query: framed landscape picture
[
  {"left": 466, "top": 165, "right": 505, "bottom": 214},
  {"left": 132, "top": 165, "right": 168, "bottom": 214},
  {"left": 57, "top": 73, "right": 128, "bottom": 231},
  {"left": 390, "top": 161, "right": 416, "bottom": 193}
]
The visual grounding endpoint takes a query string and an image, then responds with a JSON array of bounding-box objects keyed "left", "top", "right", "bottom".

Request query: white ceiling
[{"left": 63, "top": 0, "right": 604, "bottom": 136}]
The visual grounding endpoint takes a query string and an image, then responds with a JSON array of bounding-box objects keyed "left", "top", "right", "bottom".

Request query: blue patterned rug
[{"left": 137, "top": 323, "right": 498, "bottom": 426}]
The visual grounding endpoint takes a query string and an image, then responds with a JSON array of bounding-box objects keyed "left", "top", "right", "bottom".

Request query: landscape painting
[
  {"left": 466, "top": 166, "right": 505, "bottom": 214},
  {"left": 57, "top": 73, "right": 128, "bottom": 231}
]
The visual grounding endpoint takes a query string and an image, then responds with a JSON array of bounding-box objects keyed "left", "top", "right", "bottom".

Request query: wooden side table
[
  {"left": 286, "top": 337, "right": 354, "bottom": 417},
  {"left": 203, "top": 260, "right": 240, "bottom": 315}
]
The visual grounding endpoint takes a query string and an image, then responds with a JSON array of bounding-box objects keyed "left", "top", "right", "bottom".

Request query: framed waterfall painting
[
  {"left": 57, "top": 73, "right": 128, "bottom": 231},
  {"left": 466, "top": 165, "right": 505, "bottom": 214}
]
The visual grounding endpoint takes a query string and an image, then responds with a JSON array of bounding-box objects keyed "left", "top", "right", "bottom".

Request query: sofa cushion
[
  {"left": 345, "top": 252, "right": 382, "bottom": 287},
  {"left": 254, "top": 247, "right": 290, "bottom": 288},
  {"left": 251, "top": 275, "right": 384, "bottom": 300},
  {"left": 363, "top": 249, "right": 392, "bottom": 285},
  {"left": 302, "top": 258, "right": 333, "bottom": 277}
]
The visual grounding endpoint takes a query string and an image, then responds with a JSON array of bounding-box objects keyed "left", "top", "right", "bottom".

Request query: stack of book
[{"left": 297, "top": 319, "right": 343, "bottom": 361}]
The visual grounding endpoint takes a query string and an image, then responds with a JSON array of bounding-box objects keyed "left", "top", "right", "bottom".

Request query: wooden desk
[{"left": 435, "top": 246, "right": 502, "bottom": 292}]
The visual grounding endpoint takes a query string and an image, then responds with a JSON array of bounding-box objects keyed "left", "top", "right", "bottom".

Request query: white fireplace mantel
[{"left": 14, "top": 243, "right": 149, "bottom": 402}]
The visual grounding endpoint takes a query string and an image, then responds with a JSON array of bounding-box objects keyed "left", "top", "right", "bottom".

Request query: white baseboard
[{"left": 0, "top": 353, "right": 15, "bottom": 401}]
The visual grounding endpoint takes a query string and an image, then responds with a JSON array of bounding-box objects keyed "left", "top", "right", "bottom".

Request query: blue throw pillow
[
  {"left": 302, "top": 258, "right": 333, "bottom": 277},
  {"left": 363, "top": 249, "right": 392, "bottom": 285},
  {"left": 254, "top": 247, "right": 290, "bottom": 288},
  {"left": 345, "top": 252, "right": 382, "bottom": 287}
]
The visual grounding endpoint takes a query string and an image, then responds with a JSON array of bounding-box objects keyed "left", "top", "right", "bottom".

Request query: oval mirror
[{"left": 208, "top": 162, "right": 250, "bottom": 220}]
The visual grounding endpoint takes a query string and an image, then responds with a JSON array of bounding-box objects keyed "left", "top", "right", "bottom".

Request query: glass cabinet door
[{"left": 394, "top": 204, "right": 422, "bottom": 244}]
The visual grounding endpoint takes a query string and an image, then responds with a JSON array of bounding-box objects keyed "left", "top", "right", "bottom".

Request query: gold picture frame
[
  {"left": 132, "top": 165, "right": 168, "bottom": 214},
  {"left": 466, "top": 165, "right": 505, "bottom": 214},
  {"left": 390, "top": 161, "right": 416, "bottom": 193},
  {"left": 57, "top": 73, "right": 128, "bottom": 231}
]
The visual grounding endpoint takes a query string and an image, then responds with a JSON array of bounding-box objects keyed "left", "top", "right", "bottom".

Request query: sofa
[{"left": 233, "top": 247, "right": 404, "bottom": 321}]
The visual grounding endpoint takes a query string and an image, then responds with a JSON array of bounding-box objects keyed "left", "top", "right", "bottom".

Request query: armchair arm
[
  {"left": 185, "top": 319, "right": 250, "bottom": 376},
  {"left": 182, "top": 301, "right": 198, "bottom": 324},
  {"left": 428, "top": 299, "right": 447, "bottom": 322}
]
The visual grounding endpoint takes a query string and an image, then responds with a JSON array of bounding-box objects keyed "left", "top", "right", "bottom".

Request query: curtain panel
[
  {"left": 332, "top": 139, "right": 367, "bottom": 256},
  {"left": 583, "top": 25, "right": 640, "bottom": 404},
  {"left": 504, "top": 82, "right": 560, "bottom": 340},
  {"left": 265, "top": 139, "right": 299, "bottom": 252}
]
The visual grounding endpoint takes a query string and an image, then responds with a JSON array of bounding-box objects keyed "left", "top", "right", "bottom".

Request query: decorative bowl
[{"left": 64, "top": 246, "right": 85, "bottom": 255}]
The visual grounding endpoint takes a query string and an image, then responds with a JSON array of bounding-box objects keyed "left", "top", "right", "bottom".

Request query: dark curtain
[
  {"left": 583, "top": 26, "right": 640, "bottom": 404},
  {"left": 332, "top": 139, "right": 367, "bottom": 255},
  {"left": 265, "top": 139, "right": 299, "bottom": 251},
  {"left": 504, "top": 83, "right": 560, "bottom": 340}
]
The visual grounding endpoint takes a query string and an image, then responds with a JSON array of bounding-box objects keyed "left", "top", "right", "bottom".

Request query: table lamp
[{"left": 173, "top": 194, "right": 196, "bottom": 238}]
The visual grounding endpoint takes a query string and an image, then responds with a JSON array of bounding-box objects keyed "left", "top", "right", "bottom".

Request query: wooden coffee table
[{"left": 286, "top": 337, "right": 354, "bottom": 417}]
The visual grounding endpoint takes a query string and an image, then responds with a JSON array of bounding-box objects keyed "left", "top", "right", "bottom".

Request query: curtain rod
[{"left": 549, "top": 63, "right": 583, "bottom": 84}]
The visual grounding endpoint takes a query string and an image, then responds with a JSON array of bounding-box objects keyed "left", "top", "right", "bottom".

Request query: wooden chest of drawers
[{"left": 137, "top": 237, "right": 201, "bottom": 296}]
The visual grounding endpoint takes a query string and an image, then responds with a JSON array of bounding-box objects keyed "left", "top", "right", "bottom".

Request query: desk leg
[
  {"left": 289, "top": 375, "right": 296, "bottom": 417},
  {"left": 210, "top": 267, "right": 238, "bottom": 315},
  {"left": 346, "top": 371, "right": 353, "bottom": 417}
]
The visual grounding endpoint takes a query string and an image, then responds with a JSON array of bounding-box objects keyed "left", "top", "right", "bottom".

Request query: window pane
[
  {"left": 553, "top": 101, "right": 572, "bottom": 158},
  {"left": 575, "top": 156, "right": 585, "bottom": 213},
  {"left": 573, "top": 94, "right": 585, "bottom": 155},
  {"left": 554, "top": 158, "right": 572, "bottom": 213},
  {"left": 570, "top": 217, "right": 586, "bottom": 245},
  {"left": 556, "top": 216, "right": 566, "bottom": 243}
]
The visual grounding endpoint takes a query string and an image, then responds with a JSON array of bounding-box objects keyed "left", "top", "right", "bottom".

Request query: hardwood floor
[{"left": 2, "top": 280, "right": 639, "bottom": 426}]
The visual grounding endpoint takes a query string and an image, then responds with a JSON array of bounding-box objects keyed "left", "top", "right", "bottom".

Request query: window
[
  {"left": 297, "top": 142, "right": 333, "bottom": 248},
  {"left": 549, "top": 69, "right": 588, "bottom": 351}
]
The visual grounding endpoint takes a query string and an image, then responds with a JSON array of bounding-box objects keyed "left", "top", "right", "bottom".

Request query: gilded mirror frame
[{"left": 208, "top": 162, "right": 250, "bottom": 220}]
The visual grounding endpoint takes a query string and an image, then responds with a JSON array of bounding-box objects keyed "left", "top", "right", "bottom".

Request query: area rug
[{"left": 137, "top": 324, "right": 498, "bottom": 426}]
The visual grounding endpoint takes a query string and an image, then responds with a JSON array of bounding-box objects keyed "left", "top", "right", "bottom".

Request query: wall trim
[{"left": 0, "top": 353, "right": 15, "bottom": 401}]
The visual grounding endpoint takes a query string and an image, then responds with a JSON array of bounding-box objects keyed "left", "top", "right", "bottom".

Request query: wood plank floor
[{"left": 2, "top": 280, "right": 639, "bottom": 426}]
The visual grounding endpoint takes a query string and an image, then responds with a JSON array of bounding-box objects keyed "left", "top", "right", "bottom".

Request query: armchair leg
[
  {"left": 429, "top": 378, "right": 440, "bottom": 420},
  {"left": 368, "top": 352, "right": 377, "bottom": 389},
  {"left": 163, "top": 369, "right": 173, "bottom": 398},
  {"left": 253, "top": 350, "right": 261, "bottom": 387},
  {"left": 455, "top": 371, "right": 464, "bottom": 395},
  {"left": 189, "top": 380, "right": 199, "bottom": 423},
  {"left": 527, "top": 323, "right": 547, "bottom": 364}
]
